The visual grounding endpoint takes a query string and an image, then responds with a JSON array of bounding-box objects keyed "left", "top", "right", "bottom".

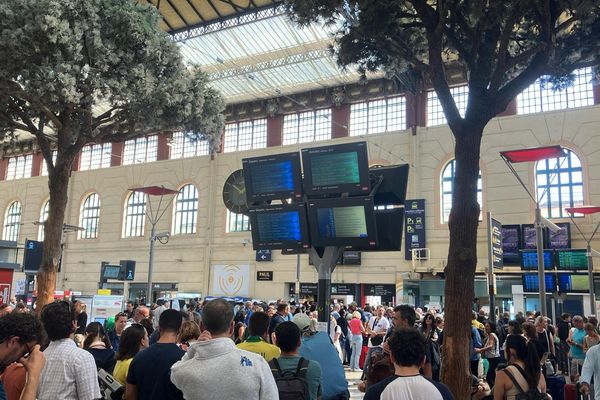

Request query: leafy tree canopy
[
  {"left": 0, "top": 0, "right": 224, "bottom": 159},
  {"left": 286, "top": 0, "right": 600, "bottom": 128}
]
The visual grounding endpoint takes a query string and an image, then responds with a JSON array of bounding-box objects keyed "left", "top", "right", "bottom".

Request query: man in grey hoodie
[{"left": 170, "top": 298, "right": 278, "bottom": 400}]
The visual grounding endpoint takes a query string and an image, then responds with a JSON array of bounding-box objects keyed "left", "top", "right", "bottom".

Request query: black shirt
[
  {"left": 127, "top": 343, "right": 185, "bottom": 400},
  {"left": 364, "top": 374, "right": 455, "bottom": 400},
  {"left": 85, "top": 347, "right": 116, "bottom": 374},
  {"left": 268, "top": 313, "right": 287, "bottom": 337}
]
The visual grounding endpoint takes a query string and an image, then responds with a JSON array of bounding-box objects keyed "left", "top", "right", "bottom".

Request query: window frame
[
  {"left": 223, "top": 119, "right": 267, "bottom": 153},
  {"left": 172, "top": 184, "right": 199, "bottom": 235},
  {"left": 225, "top": 210, "right": 250, "bottom": 233},
  {"left": 426, "top": 86, "right": 469, "bottom": 127},
  {"left": 169, "top": 132, "right": 210, "bottom": 159},
  {"left": 535, "top": 148, "right": 584, "bottom": 219},
  {"left": 440, "top": 159, "right": 483, "bottom": 224},
  {"left": 123, "top": 136, "right": 158, "bottom": 165},
  {"left": 349, "top": 95, "right": 407, "bottom": 136},
  {"left": 123, "top": 192, "right": 147, "bottom": 238},
  {"left": 38, "top": 200, "right": 50, "bottom": 241},
  {"left": 2, "top": 201, "right": 23, "bottom": 241},
  {"left": 282, "top": 108, "right": 332, "bottom": 145},
  {"left": 5, "top": 155, "right": 33, "bottom": 180},
  {"left": 40, "top": 151, "right": 58, "bottom": 176},
  {"left": 79, "top": 193, "right": 101, "bottom": 239},
  {"left": 79, "top": 143, "right": 112, "bottom": 171}
]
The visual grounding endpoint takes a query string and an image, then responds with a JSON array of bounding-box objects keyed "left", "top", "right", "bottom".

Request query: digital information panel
[
  {"left": 317, "top": 205, "right": 367, "bottom": 238},
  {"left": 311, "top": 152, "right": 360, "bottom": 187},
  {"left": 256, "top": 211, "right": 302, "bottom": 242},
  {"left": 520, "top": 250, "right": 554, "bottom": 270},
  {"left": 251, "top": 160, "right": 295, "bottom": 195},
  {"left": 558, "top": 274, "right": 589, "bottom": 293},
  {"left": 556, "top": 249, "right": 588, "bottom": 271},
  {"left": 548, "top": 223, "right": 571, "bottom": 249},
  {"left": 501, "top": 225, "right": 521, "bottom": 265},
  {"left": 103, "top": 265, "right": 121, "bottom": 280},
  {"left": 522, "top": 224, "right": 540, "bottom": 250},
  {"left": 522, "top": 273, "right": 557, "bottom": 293}
]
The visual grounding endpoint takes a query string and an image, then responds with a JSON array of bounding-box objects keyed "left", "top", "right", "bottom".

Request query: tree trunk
[
  {"left": 441, "top": 127, "right": 483, "bottom": 399},
  {"left": 35, "top": 153, "right": 74, "bottom": 312}
]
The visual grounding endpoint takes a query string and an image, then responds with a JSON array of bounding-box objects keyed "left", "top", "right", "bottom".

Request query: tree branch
[
  {"left": 490, "top": 2, "right": 525, "bottom": 92},
  {"left": 3, "top": 81, "right": 63, "bottom": 130}
]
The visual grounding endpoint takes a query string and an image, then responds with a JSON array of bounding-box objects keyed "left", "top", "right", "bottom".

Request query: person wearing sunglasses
[
  {"left": 0, "top": 312, "right": 45, "bottom": 400},
  {"left": 37, "top": 301, "right": 101, "bottom": 400}
]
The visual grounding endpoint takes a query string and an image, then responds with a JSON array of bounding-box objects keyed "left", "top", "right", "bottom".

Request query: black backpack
[
  {"left": 504, "top": 364, "right": 550, "bottom": 400},
  {"left": 269, "top": 357, "right": 310, "bottom": 400}
]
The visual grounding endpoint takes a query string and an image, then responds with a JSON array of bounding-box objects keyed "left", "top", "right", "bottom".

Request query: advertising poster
[
  {"left": 211, "top": 264, "right": 250, "bottom": 297},
  {"left": 404, "top": 199, "right": 426, "bottom": 260}
]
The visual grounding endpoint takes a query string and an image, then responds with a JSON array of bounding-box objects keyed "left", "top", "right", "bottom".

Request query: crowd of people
[{"left": 2, "top": 297, "right": 600, "bottom": 399}]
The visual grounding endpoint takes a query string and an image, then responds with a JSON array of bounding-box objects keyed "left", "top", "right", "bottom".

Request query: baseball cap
[{"left": 293, "top": 313, "right": 311, "bottom": 332}]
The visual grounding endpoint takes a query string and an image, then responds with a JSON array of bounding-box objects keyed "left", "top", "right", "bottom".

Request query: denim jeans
[{"left": 349, "top": 333, "right": 363, "bottom": 370}]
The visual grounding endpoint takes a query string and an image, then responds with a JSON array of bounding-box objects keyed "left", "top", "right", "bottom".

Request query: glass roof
[{"left": 177, "top": 12, "right": 380, "bottom": 104}]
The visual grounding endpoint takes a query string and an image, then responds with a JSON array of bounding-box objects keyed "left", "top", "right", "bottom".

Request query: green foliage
[
  {"left": 0, "top": 0, "right": 224, "bottom": 154},
  {"left": 285, "top": 0, "right": 600, "bottom": 115}
]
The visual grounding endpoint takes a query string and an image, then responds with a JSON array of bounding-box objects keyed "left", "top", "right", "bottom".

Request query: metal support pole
[
  {"left": 309, "top": 246, "right": 343, "bottom": 323},
  {"left": 295, "top": 254, "right": 301, "bottom": 302},
  {"left": 588, "top": 243, "right": 595, "bottom": 316},
  {"left": 535, "top": 207, "right": 547, "bottom": 316},
  {"left": 487, "top": 212, "right": 496, "bottom": 323},
  {"left": 147, "top": 224, "right": 156, "bottom": 306}
]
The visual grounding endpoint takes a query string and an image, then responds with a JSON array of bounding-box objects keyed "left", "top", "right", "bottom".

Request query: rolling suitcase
[
  {"left": 565, "top": 382, "right": 591, "bottom": 400},
  {"left": 359, "top": 345, "right": 368, "bottom": 369},
  {"left": 547, "top": 374, "right": 565, "bottom": 400}
]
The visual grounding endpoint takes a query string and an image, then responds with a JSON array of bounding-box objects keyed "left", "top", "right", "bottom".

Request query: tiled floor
[{"left": 346, "top": 369, "right": 365, "bottom": 400}]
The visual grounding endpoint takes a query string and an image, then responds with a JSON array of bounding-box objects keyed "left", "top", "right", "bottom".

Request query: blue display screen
[
  {"left": 316, "top": 206, "right": 368, "bottom": 238},
  {"left": 251, "top": 160, "right": 295, "bottom": 194},
  {"left": 520, "top": 250, "right": 554, "bottom": 270},
  {"left": 522, "top": 273, "right": 556, "bottom": 292},
  {"left": 310, "top": 152, "right": 360, "bottom": 186},
  {"left": 558, "top": 274, "right": 589, "bottom": 292},
  {"left": 256, "top": 211, "right": 301, "bottom": 242}
]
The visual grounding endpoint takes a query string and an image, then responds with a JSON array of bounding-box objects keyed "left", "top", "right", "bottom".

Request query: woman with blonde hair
[{"left": 348, "top": 311, "right": 366, "bottom": 372}]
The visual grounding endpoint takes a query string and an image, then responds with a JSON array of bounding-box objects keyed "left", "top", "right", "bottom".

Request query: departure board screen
[
  {"left": 556, "top": 249, "right": 588, "bottom": 270},
  {"left": 316, "top": 205, "right": 368, "bottom": 238},
  {"left": 548, "top": 223, "right": 571, "bottom": 249},
  {"left": 520, "top": 250, "right": 554, "bottom": 270},
  {"left": 522, "top": 273, "right": 557, "bottom": 292},
  {"left": 251, "top": 160, "right": 295, "bottom": 194},
  {"left": 502, "top": 225, "right": 521, "bottom": 264},
  {"left": 558, "top": 274, "right": 589, "bottom": 292},
  {"left": 310, "top": 152, "right": 360, "bottom": 186},
  {"left": 523, "top": 225, "right": 539, "bottom": 249},
  {"left": 256, "top": 211, "right": 301, "bottom": 242}
]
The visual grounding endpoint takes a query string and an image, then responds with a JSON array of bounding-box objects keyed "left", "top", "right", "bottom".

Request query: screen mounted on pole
[
  {"left": 307, "top": 196, "right": 377, "bottom": 247},
  {"left": 301, "top": 142, "right": 370, "bottom": 196},
  {"left": 242, "top": 152, "right": 303, "bottom": 202},
  {"left": 248, "top": 203, "right": 310, "bottom": 250}
]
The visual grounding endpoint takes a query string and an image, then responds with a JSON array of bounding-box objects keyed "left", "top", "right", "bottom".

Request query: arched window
[
  {"left": 123, "top": 192, "right": 146, "bottom": 237},
  {"left": 173, "top": 184, "right": 198, "bottom": 235},
  {"left": 79, "top": 193, "right": 101, "bottom": 239},
  {"left": 441, "top": 159, "right": 483, "bottom": 223},
  {"left": 535, "top": 149, "right": 584, "bottom": 219},
  {"left": 38, "top": 200, "right": 49, "bottom": 241},
  {"left": 2, "top": 201, "right": 22, "bottom": 241}
]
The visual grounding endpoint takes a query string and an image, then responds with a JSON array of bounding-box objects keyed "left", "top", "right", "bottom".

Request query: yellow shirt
[
  {"left": 113, "top": 358, "right": 133, "bottom": 386},
  {"left": 236, "top": 336, "right": 281, "bottom": 362}
]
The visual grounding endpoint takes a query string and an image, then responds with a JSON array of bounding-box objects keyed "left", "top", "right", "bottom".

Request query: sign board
[
  {"left": 331, "top": 283, "right": 357, "bottom": 295},
  {"left": 288, "top": 283, "right": 318, "bottom": 296},
  {"left": 256, "top": 271, "right": 273, "bottom": 281},
  {"left": 15, "top": 278, "right": 26, "bottom": 296},
  {"left": 256, "top": 250, "right": 272, "bottom": 262},
  {"left": 211, "top": 265, "right": 250, "bottom": 297},
  {"left": 23, "top": 239, "right": 43, "bottom": 273},
  {"left": 90, "top": 295, "right": 124, "bottom": 324},
  {"left": 0, "top": 269, "right": 14, "bottom": 304},
  {"left": 97, "top": 289, "right": 111, "bottom": 295},
  {"left": 363, "top": 284, "right": 395, "bottom": 297},
  {"left": 404, "top": 199, "right": 426, "bottom": 260},
  {"left": 491, "top": 218, "right": 504, "bottom": 269}
]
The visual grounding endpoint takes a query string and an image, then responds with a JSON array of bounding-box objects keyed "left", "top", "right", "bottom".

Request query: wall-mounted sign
[
  {"left": 211, "top": 265, "right": 250, "bottom": 297},
  {"left": 491, "top": 218, "right": 504, "bottom": 269},
  {"left": 257, "top": 271, "right": 273, "bottom": 281},
  {"left": 331, "top": 283, "right": 357, "bottom": 295},
  {"left": 288, "top": 282, "right": 318, "bottom": 296},
  {"left": 363, "top": 284, "right": 396, "bottom": 297},
  {"left": 256, "top": 250, "right": 272, "bottom": 262},
  {"left": 404, "top": 199, "right": 426, "bottom": 260}
]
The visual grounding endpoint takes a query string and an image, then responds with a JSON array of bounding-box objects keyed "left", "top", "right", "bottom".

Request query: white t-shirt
[
  {"left": 381, "top": 375, "right": 444, "bottom": 400},
  {"left": 368, "top": 316, "right": 390, "bottom": 347}
]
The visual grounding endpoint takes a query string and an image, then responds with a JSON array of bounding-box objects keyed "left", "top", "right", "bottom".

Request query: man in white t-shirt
[
  {"left": 364, "top": 328, "right": 454, "bottom": 400},
  {"left": 363, "top": 305, "right": 390, "bottom": 375}
]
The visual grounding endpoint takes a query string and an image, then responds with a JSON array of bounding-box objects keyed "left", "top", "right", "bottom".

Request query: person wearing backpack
[
  {"left": 271, "top": 321, "right": 322, "bottom": 400},
  {"left": 493, "top": 334, "right": 549, "bottom": 400}
]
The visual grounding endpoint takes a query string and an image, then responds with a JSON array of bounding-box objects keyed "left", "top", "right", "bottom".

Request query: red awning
[
  {"left": 565, "top": 206, "right": 600, "bottom": 215},
  {"left": 500, "top": 145, "right": 567, "bottom": 163},
  {"left": 128, "top": 186, "right": 180, "bottom": 196}
]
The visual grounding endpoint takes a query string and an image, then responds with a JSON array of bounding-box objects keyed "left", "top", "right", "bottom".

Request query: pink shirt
[{"left": 349, "top": 318, "right": 363, "bottom": 335}]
